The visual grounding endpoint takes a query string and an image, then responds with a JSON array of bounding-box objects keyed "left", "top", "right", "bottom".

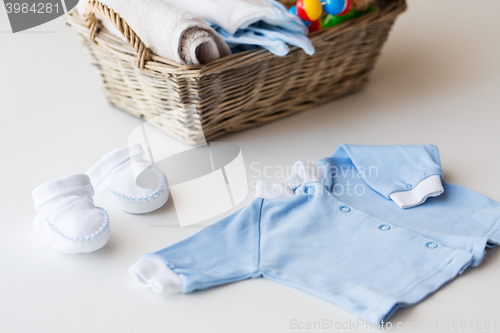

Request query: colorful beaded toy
[{"left": 288, "top": 0, "right": 375, "bottom": 33}]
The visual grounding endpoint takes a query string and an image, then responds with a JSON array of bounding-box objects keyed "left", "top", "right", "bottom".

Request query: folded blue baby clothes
[
  {"left": 129, "top": 145, "right": 500, "bottom": 323},
  {"left": 215, "top": 26, "right": 289, "bottom": 56},
  {"left": 160, "top": 0, "right": 314, "bottom": 56},
  {"left": 214, "top": 22, "right": 315, "bottom": 56}
]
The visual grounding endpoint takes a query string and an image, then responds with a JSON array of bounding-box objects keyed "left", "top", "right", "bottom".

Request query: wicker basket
[{"left": 66, "top": 0, "right": 406, "bottom": 145}]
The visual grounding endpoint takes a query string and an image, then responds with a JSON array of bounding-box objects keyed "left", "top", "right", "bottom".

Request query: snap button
[
  {"left": 305, "top": 186, "right": 315, "bottom": 194},
  {"left": 379, "top": 224, "right": 391, "bottom": 231},
  {"left": 426, "top": 242, "right": 439, "bottom": 249},
  {"left": 340, "top": 206, "right": 351, "bottom": 213}
]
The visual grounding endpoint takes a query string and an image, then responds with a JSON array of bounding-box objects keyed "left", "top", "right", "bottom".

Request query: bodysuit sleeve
[
  {"left": 332, "top": 144, "right": 445, "bottom": 209},
  {"left": 129, "top": 198, "right": 264, "bottom": 293}
]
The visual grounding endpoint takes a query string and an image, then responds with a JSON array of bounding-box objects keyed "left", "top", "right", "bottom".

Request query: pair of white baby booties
[{"left": 31, "top": 144, "right": 169, "bottom": 254}]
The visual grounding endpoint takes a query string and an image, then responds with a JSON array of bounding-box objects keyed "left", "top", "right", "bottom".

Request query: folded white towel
[
  {"left": 160, "top": 0, "right": 307, "bottom": 35},
  {"left": 77, "top": 0, "right": 231, "bottom": 65}
]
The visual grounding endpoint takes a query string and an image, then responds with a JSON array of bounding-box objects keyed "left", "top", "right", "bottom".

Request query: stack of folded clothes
[
  {"left": 77, "top": 0, "right": 314, "bottom": 64},
  {"left": 160, "top": 0, "right": 314, "bottom": 56}
]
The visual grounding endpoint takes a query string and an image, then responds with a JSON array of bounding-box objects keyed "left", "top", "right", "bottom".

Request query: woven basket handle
[{"left": 84, "top": 0, "right": 151, "bottom": 69}]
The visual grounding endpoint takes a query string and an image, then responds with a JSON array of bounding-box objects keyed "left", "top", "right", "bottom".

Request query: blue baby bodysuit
[{"left": 129, "top": 145, "right": 500, "bottom": 323}]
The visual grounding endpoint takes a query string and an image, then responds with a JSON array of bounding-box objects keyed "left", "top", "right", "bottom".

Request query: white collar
[{"left": 255, "top": 161, "right": 323, "bottom": 199}]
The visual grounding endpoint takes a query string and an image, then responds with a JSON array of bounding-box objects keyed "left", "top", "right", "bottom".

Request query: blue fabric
[
  {"left": 206, "top": 0, "right": 313, "bottom": 57},
  {"left": 319, "top": 144, "right": 500, "bottom": 258},
  {"left": 212, "top": 22, "right": 314, "bottom": 56},
  {"left": 140, "top": 145, "right": 500, "bottom": 323},
  {"left": 329, "top": 144, "right": 444, "bottom": 198},
  {"left": 205, "top": 0, "right": 314, "bottom": 57},
  {"left": 263, "top": 0, "right": 309, "bottom": 35}
]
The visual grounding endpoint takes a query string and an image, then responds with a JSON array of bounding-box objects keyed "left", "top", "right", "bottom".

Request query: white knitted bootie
[
  {"left": 32, "top": 174, "right": 110, "bottom": 254},
  {"left": 87, "top": 143, "right": 169, "bottom": 214}
]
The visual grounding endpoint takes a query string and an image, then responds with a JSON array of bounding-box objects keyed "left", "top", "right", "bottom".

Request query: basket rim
[{"left": 66, "top": 0, "right": 406, "bottom": 76}]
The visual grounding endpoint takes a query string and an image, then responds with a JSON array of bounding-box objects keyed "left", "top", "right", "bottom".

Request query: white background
[{"left": 1, "top": 0, "right": 499, "bottom": 332}]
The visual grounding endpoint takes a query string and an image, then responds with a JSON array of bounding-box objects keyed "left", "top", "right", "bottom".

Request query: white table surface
[{"left": 1, "top": 1, "right": 500, "bottom": 332}]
